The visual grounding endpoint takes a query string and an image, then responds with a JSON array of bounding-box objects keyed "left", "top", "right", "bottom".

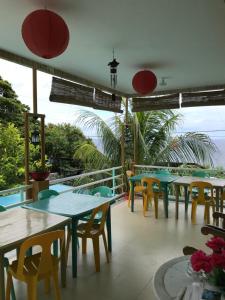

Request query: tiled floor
[{"left": 9, "top": 198, "right": 209, "bottom": 300}]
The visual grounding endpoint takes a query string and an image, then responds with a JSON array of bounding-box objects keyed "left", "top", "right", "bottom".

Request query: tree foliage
[
  {"left": 45, "top": 123, "right": 96, "bottom": 172},
  {"left": 74, "top": 108, "right": 216, "bottom": 168},
  {"left": 0, "top": 76, "right": 29, "bottom": 129},
  {"left": 0, "top": 123, "right": 25, "bottom": 189}
]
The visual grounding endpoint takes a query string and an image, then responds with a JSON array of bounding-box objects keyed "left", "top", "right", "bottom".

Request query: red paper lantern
[
  {"left": 132, "top": 70, "right": 157, "bottom": 95},
  {"left": 22, "top": 9, "right": 69, "bottom": 59}
]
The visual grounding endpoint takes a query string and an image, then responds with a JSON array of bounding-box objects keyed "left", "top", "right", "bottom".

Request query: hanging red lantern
[
  {"left": 132, "top": 70, "right": 157, "bottom": 95},
  {"left": 22, "top": 9, "right": 69, "bottom": 59}
]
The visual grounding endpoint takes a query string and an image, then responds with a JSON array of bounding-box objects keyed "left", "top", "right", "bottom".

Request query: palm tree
[{"left": 74, "top": 108, "right": 216, "bottom": 169}]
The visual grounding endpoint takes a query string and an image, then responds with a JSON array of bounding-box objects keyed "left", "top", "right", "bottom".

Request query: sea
[
  {"left": 212, "top": 138, "right": 225, "bottom": 168},
  {"left": 91, "top": 137, "right": 225, "bottom": 169}
]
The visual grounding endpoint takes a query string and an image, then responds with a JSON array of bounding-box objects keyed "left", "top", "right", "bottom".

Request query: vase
[
  {"left": 208, "top": 268, "right": 225, "bottom": 290},
  {"left": 29, "top": 171, "right": 50, "bottom": 181}
]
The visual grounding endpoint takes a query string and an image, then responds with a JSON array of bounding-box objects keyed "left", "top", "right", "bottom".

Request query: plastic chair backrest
[
  {"left": 192, "top": 170, "right": 209, "bottom": 178},
  {"left": 16, "top": 230, "right": 65, "bottom": 279},
  {"left": 85, "top": 203, "right": 109, "bottom": 234},
  {"left": 141, "top": 177, "right": 161, "bottom": 195},
  {"left": 190, "top": 181, "right": 213, "bottom": 203},
  {"left": 38, "top": 189, "right": 59, "bottom": 201},
  {"left": 0, "top": 205, "right": 6, "bottom": 212},
  {"left": 91, "top": 186, "right": 112, "bottom": 197},
  {"left": 155, "top": 169, "right": 171, "bottom": 176}
]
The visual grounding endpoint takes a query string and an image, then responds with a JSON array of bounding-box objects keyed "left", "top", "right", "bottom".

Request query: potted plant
[{"left": 29, "top": 159, "right": 51, "bottom": 181}]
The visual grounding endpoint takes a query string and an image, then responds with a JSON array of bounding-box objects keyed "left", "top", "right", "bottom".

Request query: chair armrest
[
  {"left": 201, "top": 225, "right": 225, "bottom": 239},
  {"left": 213, "top": 211, "right": 225, "bottom": 220},
  {"left": 183, "top": 246, "right": 198, "bottom": 255}
]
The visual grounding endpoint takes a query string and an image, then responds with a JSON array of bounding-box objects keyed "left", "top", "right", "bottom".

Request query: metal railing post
[
  {"left": 112, "top": 168, "right": 116, "bottom": 196},
  {"left": 20, "top": 189, "right": 24, "bottom": 202}
]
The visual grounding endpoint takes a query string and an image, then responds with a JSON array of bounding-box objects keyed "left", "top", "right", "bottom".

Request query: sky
[{"left": 1, "top": 58, "right": 225, "bottom": 140}]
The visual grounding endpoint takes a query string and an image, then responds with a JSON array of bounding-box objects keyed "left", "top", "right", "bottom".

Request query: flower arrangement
[
  {"left": 191, "top": 236, "right": 225, "bottom": 287},
  {"left": 30, "top": 159, "right": 51, "bottom": 172},
  {"left": 29, "top": 159, "right": 51, "bottom": 181}
]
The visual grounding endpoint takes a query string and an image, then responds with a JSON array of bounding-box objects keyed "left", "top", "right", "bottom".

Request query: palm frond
[
  {"left": 74, "top": 141, "right": 110, "bottom": 169},
  {"left": 75, "top": 110, "right": 120, "bottom": 163},
  {"left": 155, "top": 132, "right": 216, "bottom": 166}
]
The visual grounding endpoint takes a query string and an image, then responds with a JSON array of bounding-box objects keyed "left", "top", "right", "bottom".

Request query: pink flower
[
  {"left": 211, "top": 252, "right": 225, "bottom": 269},
  {"left": 206, "top": 237, "right": 225, "bottom": 252},
  {"left": 191, "top": 250, "right": 213, "bottom": 273}
]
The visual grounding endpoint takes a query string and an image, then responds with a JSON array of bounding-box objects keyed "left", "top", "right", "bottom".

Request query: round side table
[{"left": 153, "top": 256, "right": 193, "bottom": 300}]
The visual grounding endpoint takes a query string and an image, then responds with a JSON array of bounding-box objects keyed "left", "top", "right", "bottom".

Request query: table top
[
  {"left": 0, "top": 207, "right": 69, "bottom": 252},
  {"left": 173, "top": 176, "right": 225, "bottom": 188},
  {"left": 129, "top": 172, "right": 179, "bottom": 184},
  {"left": 154, "top": 256, "right": 192, "bottom": 300},
  {"left": 23, "top": 192, "right": 112, "bottom": 218}
]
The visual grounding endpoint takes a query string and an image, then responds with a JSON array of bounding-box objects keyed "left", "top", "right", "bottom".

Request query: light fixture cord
[{"left": 44, "top": 0, "right": 47, "bottom": 9}]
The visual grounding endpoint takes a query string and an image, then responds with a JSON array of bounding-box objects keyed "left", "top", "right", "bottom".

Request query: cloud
[{"left": 0, "top": 59, "right": 114, "bottom": 126}]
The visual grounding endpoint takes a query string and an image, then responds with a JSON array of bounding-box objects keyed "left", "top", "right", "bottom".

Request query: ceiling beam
[{"left": 0, "top": 48, "right": 129, "bottom": 98}]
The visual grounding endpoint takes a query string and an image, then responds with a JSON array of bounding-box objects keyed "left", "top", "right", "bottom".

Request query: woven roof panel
[{"left": 50, "top": 77, "right": 123, "bottom": 113}]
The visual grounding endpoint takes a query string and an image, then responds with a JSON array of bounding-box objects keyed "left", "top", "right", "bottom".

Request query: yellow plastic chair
[
  {"left": 76, "top": 203, "right": 110, "bottom": 272},
  {"left": 190, "top": 181, "right": 215, "bottom": 224},
  {"left": 126, "top": 170, "right": 146, "bottom": 207},
  {"left": 141, "top": 177, "right": 161, "bottom": 218},
  {"left": 6, "top": 230, "right": 65, "bottom": 300}
]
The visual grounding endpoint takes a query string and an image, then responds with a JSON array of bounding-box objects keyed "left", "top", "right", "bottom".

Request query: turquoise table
[
  {"left": 129, "top": 173, "right": 178, "bottom": 218},
  {"left": 23, "top": 192, "right": 113, "bottom": 278}
]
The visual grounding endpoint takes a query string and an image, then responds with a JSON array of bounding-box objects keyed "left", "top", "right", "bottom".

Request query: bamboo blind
[
  {"left": 49, "top": 77, "right": 123, "bottom": 113},
  {"left": 132, "top": 89, "right": 225, "bottom": 112}
]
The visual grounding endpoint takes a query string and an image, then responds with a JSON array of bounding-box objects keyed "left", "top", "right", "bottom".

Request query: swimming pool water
[{"left": 0, "top": 184, "right": 72, "bottom": 207}]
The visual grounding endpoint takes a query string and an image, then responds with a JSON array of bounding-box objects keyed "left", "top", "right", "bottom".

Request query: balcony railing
[
  {"left": 0, "top": 166, "right": 125, "bottom": 209},
  {"left": 134, "top": 165, "right": 225, "bottom": 178}
]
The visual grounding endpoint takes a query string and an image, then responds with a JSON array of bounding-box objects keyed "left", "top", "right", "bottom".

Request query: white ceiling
[{"left": 1, "top": 0, "right": 225, "bottom": 95}]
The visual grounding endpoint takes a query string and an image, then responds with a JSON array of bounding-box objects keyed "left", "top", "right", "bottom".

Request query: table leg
[
  {"left": 184, "top": 186, "right": 189, "bottom": 214},
  {"left": 60, "top": 226, "right": 67, "bottom": 288},
  {"left": 163, "top": 184, "right": 169, "bottom": 218},
  {"left": 106, "top": 205, "right": 112, "bottom": 252},
  {"left": 71, "top": 218, "right": 78, "bottom": 278},
  {"left": 0, "top": 252, "right": 5, "bottom": 300},
  {"left": 175, "top": 185, "right": 179, "bottom": 219},
  {"left": 131, "top": 182, "right": 134, "bottom": 212}
]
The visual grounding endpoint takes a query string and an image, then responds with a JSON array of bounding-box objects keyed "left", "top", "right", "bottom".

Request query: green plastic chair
[
  {"left": 38, "top": 189, "right": 60, "bottom": 255},
  {"left": 153, "top": 169, "right": 171, "bottom": 193},
  {"left": 0, "top": 205, "right": 16, "bottom": 300},
  {"left": 38, "top": 189, "right": 59, "bottom": 201},
  {"left": 90, "top": 186, "right": 113, "bottom": 197},
  {"left": 80, "top": 186, "right": 113, "bottom": 222}
]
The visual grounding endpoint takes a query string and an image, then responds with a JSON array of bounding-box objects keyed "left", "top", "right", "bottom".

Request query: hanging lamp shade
[
  {"left": 22, "top": 9, "right": 69, "bottom": 59},
  {"left": 132, "top": 70, "right": 157, "bottom": 95}
]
